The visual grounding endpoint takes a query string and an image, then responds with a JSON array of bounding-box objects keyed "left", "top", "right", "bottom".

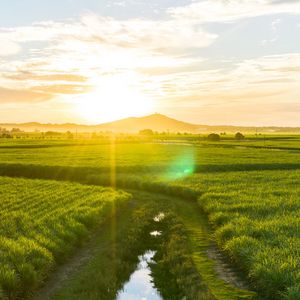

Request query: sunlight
[{"left": 74, "top": 76, "right": 154, "bottom": 123}]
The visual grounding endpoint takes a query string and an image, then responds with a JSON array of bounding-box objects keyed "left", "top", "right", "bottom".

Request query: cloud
[
  {"left": 271, "top": 0, "right": 300, "bottom": 4},
  {"left": 5, "top": 72, "right": 87, "bottom": 82},
  {"left": 111, "top": 1, "right": 126, "bottom": 7},
  {"left": 148, "top": 53, "right": 300, "bottom": 114},
  {"left": 168, "top": 0, "right": 300, "bottom": 23},
  {"left": 0, "top": 13, "right": 217, "bottom": 56},
  {"left": 0, "top": 38, "right": 20, "bottom": 56},
  {"left": 0, "top": 21, "right": 84, "bottom": 43},
  {"left": 237, "top": 53, "right": 300, "bottom": 77},
  {"left": 0, "top": 12, "right": 218, "bottom": 106},
  {"left": 32, "top": 84, "right": 91, "bottom": 94},
  {"left": 0, "top": 87, "right": 52, "bottom": 103},
  {"left": 0, "top": 4, "right": 299, "bottom": 125},
  {"left": 80, "top": 14, "right": 217, "bottom": 50},
  {"left": 0, "top": 12, "right": 218, "bottom": 79},
  {"left": 262, "top": 18, "right": 281, "bottom": 45}
]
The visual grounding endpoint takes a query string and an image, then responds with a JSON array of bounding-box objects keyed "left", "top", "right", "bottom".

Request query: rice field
[
  {"left": 0, "top": 135, "right": 299, "bottom": 299},
  {"left": 173, "top": 170, "right": 300, "bottom": 299},
  {"left": 0, "top": 177, "right": 130, "bottom": 299},
  {"left": 0, "top": 139, "right": 299, "bottom": 172}
]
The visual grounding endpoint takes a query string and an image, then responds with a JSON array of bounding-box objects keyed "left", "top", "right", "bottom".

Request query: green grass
[
  {"left": 203, "top": 136, "right": 300, "bottom": 151},
  {"left": 0, "top": 140, "right": 299, "bottom": 172},
  {"left": 48, "top": 191, "right": 254, "bottom": 300},
  {"left": 0, "top": 136, "right": 299, "bottom": 299},
  {"left": 171, "top": 170, "right": 300, "bottom": 299},
  {"left": 48, "top": 193, "right": 211, "bottom": 300},
  {"left": 0, "top": 177, "right": 130, "bottom": 299}
]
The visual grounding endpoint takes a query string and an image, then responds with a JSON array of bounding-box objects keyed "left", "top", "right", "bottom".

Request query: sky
[{"left": 0, "top": 0, "right": 300, "bottom": 126}]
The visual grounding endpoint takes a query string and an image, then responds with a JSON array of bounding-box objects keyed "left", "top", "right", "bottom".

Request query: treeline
[
  {"left": 0, "top": 127, "right": 23, "bottom": 138},
  {"left": 0, "top": 129, "right": 76, "bottom": 140},
  {"left": 207, "top": 132, "right": 245, "bottom": 141}
]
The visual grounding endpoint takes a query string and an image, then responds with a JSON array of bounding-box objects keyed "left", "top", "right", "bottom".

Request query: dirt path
[
  {"left": 32, "top": 226, "right": 110, "bottom": 300},
  {"left": 207, "top": 245, "right": 250, "bottom": 291},
  {"left": 31, "top": 192, "right": 255, "bottom": 300},
  {"left": 170, "top": 198, "right": 255, "bottom": 300},
  {"left": 32, "top": 201, "right": 136, "bottom": 300}
]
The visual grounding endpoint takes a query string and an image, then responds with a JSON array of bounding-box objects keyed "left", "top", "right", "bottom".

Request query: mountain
[
  {"left": 0, "top": 114, "right": 199, "bottom": 133},
  {"left": 94, "top": 113, "right": 198, "bottom": 133},
  {"left": 1, "top": 114, "right": 300, "bottom": 133}
]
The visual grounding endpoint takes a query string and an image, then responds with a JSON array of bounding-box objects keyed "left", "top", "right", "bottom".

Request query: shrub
[
  {"left": 284, "top": 284, "right": 300, "bottom": 300},
  {"left": 139, "top": 129, "right": 154, "bottom": 135},
  {"left": 235, "top": 132, "right": 245, "bottom": 140},
  {"left": 207, "top": 133, "right": 220, "bottom": 141}
]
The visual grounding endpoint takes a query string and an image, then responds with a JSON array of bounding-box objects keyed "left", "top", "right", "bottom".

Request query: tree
[
  {"left": 207, "top": 133, "right": 220, "bottom": 141},
  {"left": 235, "top": 132, "right": 245, "bottom": 140},
  {"left": 139, "top": 129, "right": 154, "bottom": 136},
  {"left": 11, "top": 128, "right": 22, "bottom": 133},
  {"left": 66, "top": 131, "right": 74, "bottom": 139},
  {"left": 1, "top": 133, "right": 12, "bottom": 138}
]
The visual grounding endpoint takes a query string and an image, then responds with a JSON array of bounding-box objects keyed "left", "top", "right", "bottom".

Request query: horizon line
[{"left": 0, "top": 113, "right": 300, "bottom": 128}]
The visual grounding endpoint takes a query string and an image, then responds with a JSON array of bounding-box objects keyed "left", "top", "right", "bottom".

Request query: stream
[
  {"left": 31, "top": 195, "right": 254, "bottom": 300},
  {"left": 117, "top": 213, "right": 165, "bottom": 300},
  {"left": 117, "top": 250, "right": 162, "bottom": 300}
]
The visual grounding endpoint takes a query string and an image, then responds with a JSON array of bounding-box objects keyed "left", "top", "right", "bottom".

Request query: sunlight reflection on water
[
  {"left": 117, "top": 250, "right": 162, "bottom": 300},
  {"left": 153, "top": 212, "right": 165, "bottom": 222},
  {"left": 150, "top": 231, "right": 162, "bottom": 237}
]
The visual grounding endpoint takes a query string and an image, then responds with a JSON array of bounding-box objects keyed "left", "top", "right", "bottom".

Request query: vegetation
[
  {"left": 235, "top": 132, "right": 245, "bottom": 140},
  {"left": 50, "top": 194, "right": 215, "bottom": 300},
  {"left": 0, "top": 135, "right": 299, "bottom": 299},
  {"left": 46, "top": 190, "right": 254, "bottom": 300},
  {"left": 0, "top": 177, "right": 130, "bottom": 299},
  {"left": 139, "top": 128, "right": 154, "bottom": 135},
  {"left": 151, "top": 212, "right": 215, "bottom": 300},
  {"left": 208, "top": 133, "right": 221, "bottom": 141},
  {"left": 193, "top": 170, "right": 300, "bottom": 300}
]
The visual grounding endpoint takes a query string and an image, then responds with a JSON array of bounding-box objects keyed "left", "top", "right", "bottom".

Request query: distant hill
[
  {"left": 0, "top": 114, "right": 199, "bottom": 133},
  {"left": 1, "top": 113, "right": 300, "bottom": 133},
  {"left": 95, "top": 113, "right": 198, "bottom": 133}
]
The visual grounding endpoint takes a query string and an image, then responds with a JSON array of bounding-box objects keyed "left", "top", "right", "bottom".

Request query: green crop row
[
  {"left": 0, "top": 142, "right": 299, "bottom": 172},
  {"left": 0, "top": 138, "right": 299, "bottom": 299},
  {"left": 0, "top": 177, "right": 130, "bottom": 299},
  {"left": 173, "top": 170, "right": 300, "bottom": 299}
]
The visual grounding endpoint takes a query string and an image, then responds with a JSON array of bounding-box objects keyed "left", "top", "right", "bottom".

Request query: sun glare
[{"left": 74, "top": 76, "right": 154, "bottom": 123}]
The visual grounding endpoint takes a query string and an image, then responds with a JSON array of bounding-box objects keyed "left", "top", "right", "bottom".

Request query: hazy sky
[{"left": 0, "top": 0, "right": 300, "bottom": 125}]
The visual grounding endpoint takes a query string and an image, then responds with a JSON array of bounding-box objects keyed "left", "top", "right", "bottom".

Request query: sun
[{"left": 74, "top": 76, "right": 154, "bottom": 123}]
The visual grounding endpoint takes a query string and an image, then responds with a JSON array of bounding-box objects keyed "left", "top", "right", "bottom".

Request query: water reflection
[
  {"left": 150, "top": 231, "right": 162, "bottom": 237},
  {"left": 117, "top": 250, "right": 162, "bottom": 300},
  {"left": 153, "top": 212, "right": 165, "bottom": 222}
]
